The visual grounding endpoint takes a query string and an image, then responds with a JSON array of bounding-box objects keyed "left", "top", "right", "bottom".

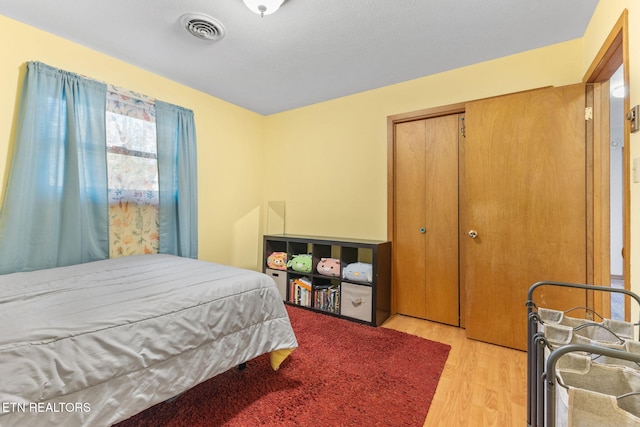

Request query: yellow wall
[
  {"left": 0, "top": 15, "right": 266, "bottom": 269},
  {"left": 264, "top": 39, "right": 584, "bottom": 241}
]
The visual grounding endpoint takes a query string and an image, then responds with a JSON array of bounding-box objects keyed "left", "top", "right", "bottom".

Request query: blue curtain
[
  {"left": 156, "top": 101, "right": 198, "bottom": 258},
  {"left": 0, "top": 62, "right": 109, "bottom": 274}
]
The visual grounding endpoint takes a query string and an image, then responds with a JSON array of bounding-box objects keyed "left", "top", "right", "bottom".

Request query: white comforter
[{"left": 0, "top": 254, "right": 298, "bottom": 426}]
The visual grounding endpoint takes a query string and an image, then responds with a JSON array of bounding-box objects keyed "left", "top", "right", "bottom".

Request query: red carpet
[{"left": 116, "top": 305, "right": 451, "bottom": 426}]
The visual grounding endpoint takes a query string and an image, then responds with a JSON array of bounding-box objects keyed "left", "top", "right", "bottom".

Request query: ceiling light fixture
[
  {"left": 243, "top": 0, "right": 285, "bottom": 17},
  {"left": 612, "top": 85, "right": 626, "bottom": 99}
]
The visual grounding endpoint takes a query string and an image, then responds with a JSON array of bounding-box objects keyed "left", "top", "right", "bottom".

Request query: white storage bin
[
  {"left": 265, "top": 268, "right": 287, "bottom": 300},
  {"left": 341, "top": 282, "right": 372, "bottom": 322}
]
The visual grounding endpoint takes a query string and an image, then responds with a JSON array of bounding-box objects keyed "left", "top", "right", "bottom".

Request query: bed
[{"left": 0, "top": 254, "right": 298, "bottom": 426}]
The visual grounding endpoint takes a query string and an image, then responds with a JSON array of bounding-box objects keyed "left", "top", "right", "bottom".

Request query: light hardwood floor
[{"left": 382, "top": 315, "right": 527, "bottom": 426}]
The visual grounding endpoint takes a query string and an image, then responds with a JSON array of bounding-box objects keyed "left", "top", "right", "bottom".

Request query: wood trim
[
  {"left": 457, "top": 113, "right": 466, "bottom": 329},
  {"left": 386, "top": 115, "right": 396, "bottom": 314},
  {"left": 588, "top": 82, "right": 613, "bottom": 318},
  {"left": 583, "top": 10, "right": 627, "bottom": 84},
  {"left": 387, "top": 115, "right": 396, "bottom": 242},
  {"left": 388, "top": 103, "right": 466, "bottom": 124},
  {"left": 585, "top": 84, "right": 595, "bottom": 312}
]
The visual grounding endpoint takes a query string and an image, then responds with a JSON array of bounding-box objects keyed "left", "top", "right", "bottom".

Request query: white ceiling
[{"left": 0, "top": 0, "right": 599, "bottom": 115}]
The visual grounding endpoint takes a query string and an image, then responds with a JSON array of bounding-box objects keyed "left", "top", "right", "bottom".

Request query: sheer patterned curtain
[
  {"left": 0, "top": 62, "right": 109, "bottom": 273},
  {"left": 106, "top": 87, "right": 160, "bottom": 257},
  {"left": 156, "top": 101, "right": 198, "bottom": 259}
]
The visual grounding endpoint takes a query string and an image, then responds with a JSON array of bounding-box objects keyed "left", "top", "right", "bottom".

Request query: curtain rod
[{"left": 28, "top": 61, "right": 157, "bottom": 106}]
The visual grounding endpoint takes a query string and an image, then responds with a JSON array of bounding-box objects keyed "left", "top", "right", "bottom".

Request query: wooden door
[
  {"left": 461, "top": 84, "right": 588, "bottom": 350},
  {"left": 394, "top": 114, "right": 460, "bottom": 325}
]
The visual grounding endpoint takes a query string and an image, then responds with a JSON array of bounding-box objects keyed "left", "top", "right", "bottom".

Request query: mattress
[{"left": 0, "top": 254, "right": 298, "bottom": 426}]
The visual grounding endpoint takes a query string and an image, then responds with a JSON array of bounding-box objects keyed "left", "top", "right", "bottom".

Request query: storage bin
[
  {"left": 265, "top": 268, "right": 287, "bottom": 300},
  {"left": 555, "top": 353, "right": 640, "bottom": 426},
  {"left": 341, "top": 282, "right": 372, "bottom": 322},
  {"left": 539, "top": 307, "right": 635, "bottom": 339}
]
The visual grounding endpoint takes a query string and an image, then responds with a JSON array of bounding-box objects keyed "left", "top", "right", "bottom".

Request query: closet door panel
[
  {"left": 424, "top": 114, "right": 460, "bottom": 325},
  {"left": 462, "top": 84, "right": 588, "bottom": 350},
  {"left": 394, "top": 115, "right": 460, "bottom": 325},
  {"left": 394, "top": 120, "right": 427, "bottom": 318}
]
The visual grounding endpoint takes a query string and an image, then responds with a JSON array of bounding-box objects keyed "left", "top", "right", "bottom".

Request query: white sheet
[{"left": 0, "top": 254, "right": 298, "bottom": 426}]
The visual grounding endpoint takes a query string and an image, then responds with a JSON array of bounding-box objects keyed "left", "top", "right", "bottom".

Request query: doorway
[{"left": 582, "top": 10, "right": 629, "bottom": 321}]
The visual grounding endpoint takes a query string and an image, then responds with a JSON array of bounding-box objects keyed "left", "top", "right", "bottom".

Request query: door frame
[
  {"left": 387, "top": 103, "right": 465, "bottom": 318},
  {"left": 583, "top": 9, "right": 630, "bottom": 319}
]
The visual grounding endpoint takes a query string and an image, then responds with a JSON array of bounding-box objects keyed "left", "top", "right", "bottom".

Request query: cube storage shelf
[{"left": 263, "top": 234, "right": 391, "bottom": 326}]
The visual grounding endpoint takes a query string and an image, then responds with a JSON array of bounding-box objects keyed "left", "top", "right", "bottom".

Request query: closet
[
  {"left": 393, "top": 114, "right": 461, "bottom": 326},
  {"left": 390, "top": 84, "right": 591, "bottom": 350}
]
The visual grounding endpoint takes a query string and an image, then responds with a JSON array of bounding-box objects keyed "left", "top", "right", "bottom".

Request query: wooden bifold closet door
[
  {"left": 393, "top": 114, "right": 461, "bottom": 326},
  {"left": 392, "top": 84, "right": 589, "bottom": 350},
  {"left": 461, "top": 84, "right": 588, "bottom": 350}
]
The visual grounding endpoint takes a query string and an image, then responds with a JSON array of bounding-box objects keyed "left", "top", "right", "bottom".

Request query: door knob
[
  {"left": 419, "top": 227, "right": 426, "bottom": 234},
  {"left": 468, "top": 230, "right": 478, "bottom": 239}
]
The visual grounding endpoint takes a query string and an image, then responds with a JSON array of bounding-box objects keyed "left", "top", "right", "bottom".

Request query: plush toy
[
  {"left": 287, "top": 254, "right": 312, "bottom": 273},
  {"left": 342, "top": 262, "right": 373, "bottom": 283},
  {"left": 266, "top": 252, "right": 287, "bottom": 270},
  {"left": 316, "top": 257, "right": 341, "bottom": 277}
]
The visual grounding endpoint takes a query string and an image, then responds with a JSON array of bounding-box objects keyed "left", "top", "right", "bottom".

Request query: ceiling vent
[{"left": 181, "top": 13, "right": 225, "bottom": 42}]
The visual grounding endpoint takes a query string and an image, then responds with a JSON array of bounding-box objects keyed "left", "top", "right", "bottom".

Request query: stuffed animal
[
  {"left": 287, "top": 254, "right": 312, "bottom": 273},
  {"left": 342, "top": 262, "right": 373, "bottom": 283},
  {"left": 266, "top": 252, "right": 287, "bottom": 270},
  {"left": 316, "top": 257, "right": 341, "bottom": 277}
]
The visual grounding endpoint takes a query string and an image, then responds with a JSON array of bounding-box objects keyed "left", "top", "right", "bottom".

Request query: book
[{"left": 289, "top": 277, "right": 312, "bottom": 307}]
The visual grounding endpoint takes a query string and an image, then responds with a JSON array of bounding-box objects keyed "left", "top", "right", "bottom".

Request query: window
[
  {"left": 106, "top": 88, "right": 160, "bottom": 257},
  {"left": 0, "top": 62, "right": 197, "bottom": 274}
]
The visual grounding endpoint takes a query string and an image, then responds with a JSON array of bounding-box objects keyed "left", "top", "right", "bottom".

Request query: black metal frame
[{"left": 526, "top": 281, "right": 640, "bottom": 427}]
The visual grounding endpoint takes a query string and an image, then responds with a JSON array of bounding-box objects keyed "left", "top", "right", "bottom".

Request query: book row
[{"left": 289, "top": 277, "right": 340, "bottom": 313}]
